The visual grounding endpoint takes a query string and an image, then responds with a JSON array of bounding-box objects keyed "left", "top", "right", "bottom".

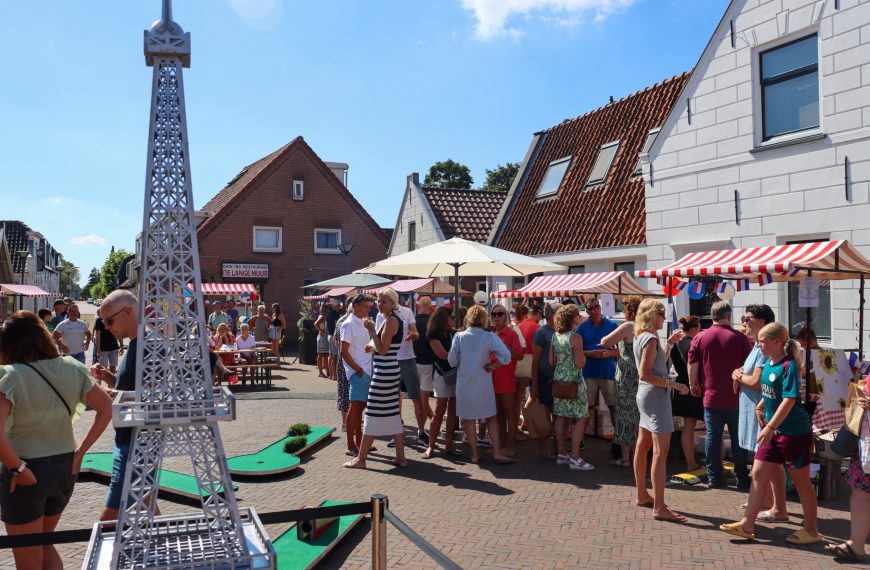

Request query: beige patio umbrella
[{"left": 356, "top": 237, "right": 565, "bottom": 323}]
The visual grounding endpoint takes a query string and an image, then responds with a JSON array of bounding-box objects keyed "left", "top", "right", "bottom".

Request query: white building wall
[
  {"left": 388, "top": 173, "right": 443, "bottom": 257},
  {"left": 644, "top": 0, "right": 870, "bottom": 348}
]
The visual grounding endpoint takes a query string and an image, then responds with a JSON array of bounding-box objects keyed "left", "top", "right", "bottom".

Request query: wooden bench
[{"left": 224, "top": 362, "right": 276, "bottom": 388}]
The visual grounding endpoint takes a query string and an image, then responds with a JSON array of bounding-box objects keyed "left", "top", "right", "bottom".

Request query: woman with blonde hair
[
  {"left": 600, "top": 296, "right": 642, "bottom": 468},
  {"left": 720, "top": 322, "right": 820, "bottom": 544},
  {"left": 314, "top": 304, "right": 330, "bottom": 378},
  {"left": 448, "top": 304, "right": 513, "bottom": 464},
  {"left": 632, "top": 299, "right": 689, "bottom": 522},
  {"left": 549, "top": 304, "right": 592, "bottom": 471}
]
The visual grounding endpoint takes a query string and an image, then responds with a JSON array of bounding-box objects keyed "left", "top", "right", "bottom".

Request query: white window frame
[
  {"left": 587, "top": 141, "right": 620, "bottom": 186},
  {"left": 536, "top": 156, "right": 572, "bottom": 198},
  {"left": 752, "top": 30, "right": 822, "bottom": 148},
  {"left": 634, "top": 128, "right": 660, "bottom": 176},
  {"left": 292, "top": 180, "right": 304, "bottom": 200},
  {"left": 252, "top": 226, "right": 282, "bottom": 253},
  {"left": 314, "top": 228, "right": 342, "bottom": 254}
]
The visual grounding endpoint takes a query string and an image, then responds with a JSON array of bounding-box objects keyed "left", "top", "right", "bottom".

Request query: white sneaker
[
  {"left": 556, "top": 454, "right": 571, "bottom": 466},
  {"left": 476, "top": 437, "right": 493, "bottom": 448},
  {"left": 569, "top": 457, "right": 595, "bottom": 471}
]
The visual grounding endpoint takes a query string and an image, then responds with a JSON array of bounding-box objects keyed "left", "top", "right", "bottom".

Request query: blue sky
[{"left": 0, "top": 0, "right": 728, "bottom": 285}]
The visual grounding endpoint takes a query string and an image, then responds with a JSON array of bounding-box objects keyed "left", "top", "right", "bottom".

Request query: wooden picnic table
[{"left": 216, "top": 347, "right": 277, "bottom": 388}]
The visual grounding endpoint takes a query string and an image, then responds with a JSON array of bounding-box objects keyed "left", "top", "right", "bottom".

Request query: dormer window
[
  {"left": 536, "top": 157, "right": 571, "bottom": 198},
  {"left": 587, "top": 141, "right": 619, "bottom": 186}
]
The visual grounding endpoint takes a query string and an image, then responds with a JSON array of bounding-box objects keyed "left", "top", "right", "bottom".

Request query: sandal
[
  {"left": 756, "top": 510, "right": 789, "bottom": 523},
  {"left": 719, "top": 522, "right": 754, "bottom": 540},
  {"left": 421, "top": 449, "right": 434, "bottom": 459},
  {"left": 825, "top": 543, "right": 865, "bottom": 562},
  {"left": 653, "top": 509, "right": 688, "bottom": 523},
  {"left": 343, "top": 460, "right": 366, "bottom": 469},
  {"left": 786, "top": 528, "right": 822, "bottom": 545}
]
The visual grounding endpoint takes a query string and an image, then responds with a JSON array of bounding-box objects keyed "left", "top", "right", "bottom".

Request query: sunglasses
[
  {"left": 103, "top": 307, "right": 127, "bottom": 327},
  {"left": 586, "top": 305, "right": 600, "bottom": 311},
  {"left": 491, "top": 312, "right": 507, "bottom": 317}
]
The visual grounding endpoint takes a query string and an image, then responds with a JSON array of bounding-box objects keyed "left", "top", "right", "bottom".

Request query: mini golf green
[
  {"left": 227, "top": 426, "right": 335, "bottom": 476},
  {"left": 273, "top": 500, "right": 365, "bottom": 570},
  {"left": 80, "top": 452, "right": 238, "bottom": 500}
]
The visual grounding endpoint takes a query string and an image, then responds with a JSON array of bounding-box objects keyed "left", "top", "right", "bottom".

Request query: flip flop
[
  {"left": 825, "top": 543, "right": 865, "bottom": 562},
  {"left": 653, "top": 511, "right": 688, "bottom": 524},
  {"left": 719, "top": 522, "right": 754, "bottom": 540},
  {"left": 343, "top": 460, "right": 366, "bottom": 469},
  {"left": 421, "top": 449, "right": 434, "bottom": 459},
  {"left": 786, "top": 529, "right": 822, "bottom": 545},
  {"left": 756, "top": 510, "right": 789, "bottom": 523}
]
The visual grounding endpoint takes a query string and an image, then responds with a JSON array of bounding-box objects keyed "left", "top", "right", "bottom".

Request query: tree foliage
[
  {"left": 423, "top": 159, "right": 473, "bottom": 189},
  {"left": 97, "top": 248, "right": 131, "bottom": 299},
  {"left": 83, "top": 267, "right": 101, "bottom": 299},
  {"left": 484, "top": 162, "right": 520, "bottom": 193},
  {"left": 58, "top": 258, "right": 81, "bottom": 298}
]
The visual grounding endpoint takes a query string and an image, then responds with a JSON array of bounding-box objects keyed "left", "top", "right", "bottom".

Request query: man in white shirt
[
  {"left": 376, "top": 301, "right": 425, "bottom": 446},
  {"left": 340, "top": 294, "right": 375, "bottom": 456},
  {"left": 52, "top": 304, "right": 92, "bottom": 364}
]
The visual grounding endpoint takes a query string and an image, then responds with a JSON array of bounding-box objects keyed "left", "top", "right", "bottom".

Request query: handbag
[
  {"left": 830, "top": 427, "right": 859, "bottom": 457},
  {"left": 551, "top": 380, "right": 579, "bottom": 400},
  {"left": 434, "top": 361, "right": 458, "bottom": 386}
]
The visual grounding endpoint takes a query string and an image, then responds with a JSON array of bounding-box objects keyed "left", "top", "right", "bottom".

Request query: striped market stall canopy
[
  {"left": 0, "top": 284, "right": 55, "bottom": 297},
  {"left": 365, "top": 278, "right": 470, "bottom": 296},
  {"left": 491, "top": 271, "right": 652, "bottom": 299},
  {"left": 635, "top": 240, "right": 870, "bottom": 282},
  {"left": 303, "top": 286, "right": 358, "bottom": 300},
  {"left": 195, "top": 283, "right": 259, "bottom": 295}
]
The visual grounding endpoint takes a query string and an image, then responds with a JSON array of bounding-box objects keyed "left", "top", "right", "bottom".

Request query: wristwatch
[{"left": 13, "top": 461, "right": 27, "bottom": 475}]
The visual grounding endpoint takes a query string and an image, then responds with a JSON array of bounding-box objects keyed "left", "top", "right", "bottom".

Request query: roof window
[
  {"left": 634, "top": 129, "right": 660, "bottom": 175},
  {"left": 587, "top": 141, "right": 619, "bottom": 186},
  {"left": 536, "top": 157, "right": 571, "bottom": 198}
]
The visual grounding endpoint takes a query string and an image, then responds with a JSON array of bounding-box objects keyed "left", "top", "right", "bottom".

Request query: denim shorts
[
  {"left": 349, "top": 372, "right": 372, "bottom": 402},
  {"left": 0, "top": 452, "right": 76, "bottom": 525},
  {"left": 105, "top": 443, "right": 131, "bottom": 510}
]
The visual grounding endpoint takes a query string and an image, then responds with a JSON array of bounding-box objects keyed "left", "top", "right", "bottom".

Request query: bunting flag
[
  {"left": 687, "top": 281, "right": 705, "bottom": 300},
  {"left": 715, "top": 281, "right": 730, "bottom": 294},
  {"left": 783, "top": 267, "right": 801, "bottom": 277},
  {"left": 674, "top": 280, "right": 688, "bottom": 291},
  {"left": 735, "top": 278, "right": 751, "bottom": 292},
  {"left": 757, "top": 273, "right": 774, "bottom": 286}
]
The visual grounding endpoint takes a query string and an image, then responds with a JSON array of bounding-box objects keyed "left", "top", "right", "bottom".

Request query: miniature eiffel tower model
[{"left": 84, "top": 2, "right": 274, "bottom": 568}]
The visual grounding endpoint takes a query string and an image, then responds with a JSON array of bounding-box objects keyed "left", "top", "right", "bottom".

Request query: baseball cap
[
  {"left": 473, "top": 291, "right": 488, "bottom": 305},
  {"left": 530, "top": 303, "right": 544, "bottom": 315},
  {"left": 213, "top": 300, "right": 223, "bottom": 306}
]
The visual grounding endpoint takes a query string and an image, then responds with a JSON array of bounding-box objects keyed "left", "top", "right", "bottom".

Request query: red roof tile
[
  {"left": 493, "top": 72, "right": 690, "bottom": 256},
  {"left": 422, "top": 187, "right": 507, "bottom": 244}
]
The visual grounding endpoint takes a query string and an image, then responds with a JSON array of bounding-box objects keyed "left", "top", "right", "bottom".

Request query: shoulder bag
[
  {"left": 24, "top": 363, "right": 73, "bottom": 416},
  {"left": 433, "top": 332, "right": 458, "bottom": 385},
  {"left": 551, "top": 333, "right": 579, "bottom": 400}
]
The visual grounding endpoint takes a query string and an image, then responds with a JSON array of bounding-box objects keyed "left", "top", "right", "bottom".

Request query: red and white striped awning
[
  {"left": 365, "top": 278, "right": 470, "bottom": 296},
  {"left": 197, "top": 283, "right": 259, "bottom": 295},
  {"left": 303, "top": 286, "right": 358, "bottom": 300},
  {"left": 635, "top": 241, "right": 870, "bottom": 282},
  {"left": 490, "top": 271, "right": 653, "bottom": 299},
  {"left": 0, "top": 284, "right": 55, "bottom": 297}
]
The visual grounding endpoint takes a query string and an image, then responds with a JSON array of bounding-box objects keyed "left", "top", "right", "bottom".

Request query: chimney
[{"left": 324, "top": 161, "right": 349, "bottom": 188}]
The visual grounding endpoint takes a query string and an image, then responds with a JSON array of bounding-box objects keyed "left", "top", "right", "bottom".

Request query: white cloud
[
  {"left": 461, "top": 0, "right": 638, "bottom": 40},
  {"left": 226, "top": 0, "right": 283, "bottom": 30},
  {"left": 69, "top": 235, "right": 108, "bottom": 247},
  {"left": 48, "top": 196, "right": 68, "bottom": 204}
]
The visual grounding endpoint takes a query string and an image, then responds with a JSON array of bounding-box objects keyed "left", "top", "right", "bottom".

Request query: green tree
[
  {"left": 58, "top": 258, "right": 81, "bottom": 298},
  {"left": 98, "top": 248, "right": 132, "bottom": 298},
  {"left": 423, "top": 159, "right": 473, "bottom": 189},
  {"left": 82, "top": 267, "right": 101, "bottom": 299},
  {"left": 484, "top": 162, "right": 520, "bottom": 193}
]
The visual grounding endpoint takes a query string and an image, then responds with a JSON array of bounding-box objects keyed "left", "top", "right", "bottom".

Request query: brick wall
[{"left": 197, "top": 144, "right": 388, "bottom": 345}]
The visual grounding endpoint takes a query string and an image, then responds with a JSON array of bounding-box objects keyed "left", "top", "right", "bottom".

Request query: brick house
[
  {"left": 388, "top": 173, "right": 507, "bottom": 296},
  {"left": 487, "top": 73, "right": 689, "bottom": 300},
  {"left": 197, "top": 137, "right": 389, "bottom": 344},
  {"left": 641, "top": 0, "right": 870, "bottom": 345}
]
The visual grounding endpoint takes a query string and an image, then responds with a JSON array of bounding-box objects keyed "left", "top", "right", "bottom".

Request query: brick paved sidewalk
[{"left": 0, "top": 362, "right": 863, "bottom": 569}]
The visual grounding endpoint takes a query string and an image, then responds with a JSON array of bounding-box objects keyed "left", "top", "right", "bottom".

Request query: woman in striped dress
[{"left": 345, "top": 289, "right": 406, "bottom": 468}]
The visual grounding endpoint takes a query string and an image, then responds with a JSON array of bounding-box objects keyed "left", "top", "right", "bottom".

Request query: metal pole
[
  {"left": 860, "top": 274, "right": 865, "bottom": 361},
  {"left": 804, "top": 270, "right": 813, "bottom": 407},
  {"left": 371, "top": 494, "right": 388, "bottom": 570},
  {"left": 18, "top": 268, "right": 24, "bottom": 311}
]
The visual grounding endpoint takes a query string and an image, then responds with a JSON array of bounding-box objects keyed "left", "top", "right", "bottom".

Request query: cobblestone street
[{"left": 0, "top": 361, "right": 862, "bottom": 569}]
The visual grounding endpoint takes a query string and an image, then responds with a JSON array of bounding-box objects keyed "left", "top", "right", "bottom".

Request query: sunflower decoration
[
  {"left": 819, "top": 349, "right": 838, "bottom": 375},
  {"left": 816, "top": 379, "right": 825, "bottom": 395},
  {"left": 838, "top": 398, "right": 847, "bottom": 409}
]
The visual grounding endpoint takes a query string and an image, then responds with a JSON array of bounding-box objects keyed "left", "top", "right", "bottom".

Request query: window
[
  {"left": 785, "top": 239, "right": 831, "bottom": 341},
  {"left": 634, "top": 129, "right": 660, "bottom": 175},
  {"left": 536, "top": 157, "right": 571, "bottom": 198},
  {"left": 568, "top": 265, "right": 585, "bottom": 274},
  {"left": 688, "top": 276, "right": 719, "bottom": 330},
  {"left": 587, "top": 141, "right": 619, "bottom": 185},
  {"left": 760, "top": 34, "right": 819, "bottom": 141},
  {"left": 253, "top": 226, "right": 282, "bottom": 253},
  {"left": 614, "top": 261, "right": 635, "bottom": 313},
  {"left": 314, "top": 229, "right": 341, "bottom": 254},
  {"left": 408, "top": 221, "right": 416, "bottom": 251},
  {"left": 292, "top": 180, "right": 304, "bottom": 200}
]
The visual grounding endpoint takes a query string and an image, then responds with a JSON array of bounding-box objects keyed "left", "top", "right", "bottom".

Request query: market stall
[
  {"left": 0, "top": 283, "right": 55, "bottom": 313},
  {"left": 302, "top": 285, "right": 358, "bottom": 301},
  {"left": 490, "top": 270, "right": 655, "bottom": 301},
  {"left": 365, "top": 278, "right": 470, "bottom": 298}
]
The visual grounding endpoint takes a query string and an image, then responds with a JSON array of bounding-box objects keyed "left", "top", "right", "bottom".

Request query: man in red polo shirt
[{"left": 688, "top": 301, "right": 753, "bottom": 489}]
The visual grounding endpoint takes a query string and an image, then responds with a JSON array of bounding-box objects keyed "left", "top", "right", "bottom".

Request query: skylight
[
  {"left": 536, "top": 157, "right": 571, "bottom": 198},
  {"left": 587, "top": 141, "right": 620, "bottom": 185},
  {"left": 634, "top": 129, "right": 660, "bottom": 175}
]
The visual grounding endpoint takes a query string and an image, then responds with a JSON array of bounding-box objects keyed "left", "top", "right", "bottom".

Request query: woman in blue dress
[{"left": 448, "top": 305, "right": 513, "bottom": 464}]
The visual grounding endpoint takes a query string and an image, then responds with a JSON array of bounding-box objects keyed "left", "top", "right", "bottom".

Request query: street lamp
[
  {"left": 337, "top": 243, "right": 355, "bottom": 275},
  {"left": 17, "top": 251, "right": 31, "bottom": 310}
]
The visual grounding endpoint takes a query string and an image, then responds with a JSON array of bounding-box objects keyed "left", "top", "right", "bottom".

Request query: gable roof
[
  {"left": 198, "top": 137, "right": 388, "bottom": 246},
  {"left": 421, "top": 187, "right": 507, "bottom": 244},
  {"left": 0, "top": 221, "right": 31, "bottom": 274},
  {"left": 492, "top": 72, "right": 690, "bottom": 257}
]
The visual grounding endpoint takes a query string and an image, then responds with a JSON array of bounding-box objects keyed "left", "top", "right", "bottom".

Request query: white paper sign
[
  {"left": 599, "top": 293, "right": 615, "bottom": 317},
  {"left": 497, "top": 282, "right": 507, "bottom": 291},
  {"left": 665, "top": 302, "right": 675, "bottom": 323},
  {"left": 799, "top": 277, "right": 820, "bottom": 308}
]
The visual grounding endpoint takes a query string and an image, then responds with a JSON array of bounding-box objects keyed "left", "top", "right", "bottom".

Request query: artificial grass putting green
[
  {"left": 80, "top": 452, "right": 237, "bottom": 499},
  {"left": 227, "top": 426, "right": 334, "bottom": 476},
  {"left": 273, "top": 500, "right": 364, "bottom": 570}
]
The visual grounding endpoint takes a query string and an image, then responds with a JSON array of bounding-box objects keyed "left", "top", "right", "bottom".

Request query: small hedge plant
[
  {"left": 287, "top": 423, "right": 311, "bottom": 437},
  {"left": 283, "top": 436, "right": 308, "bottom": 454}
]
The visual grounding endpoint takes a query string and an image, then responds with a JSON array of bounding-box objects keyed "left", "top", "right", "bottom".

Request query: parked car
[
  {"left": 94, "top": 298, "right": 102, "bottom": 306},
  {"left": 87, "top": 298, "right": 94, "bottom": 304}
]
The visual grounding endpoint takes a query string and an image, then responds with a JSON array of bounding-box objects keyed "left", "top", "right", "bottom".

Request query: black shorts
[{"left": 0, "top": 452, "right": 77, "bottom": 525}]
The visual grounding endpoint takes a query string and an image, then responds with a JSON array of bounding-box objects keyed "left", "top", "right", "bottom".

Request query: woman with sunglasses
[
  {"left": 422, "top": 307, "right": 460, "bottom": 459},
  {"left": 491, "top": 305, "right": 524, "bottom": 457}
]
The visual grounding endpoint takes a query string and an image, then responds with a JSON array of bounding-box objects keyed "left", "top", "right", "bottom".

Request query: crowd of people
[{"left": 327, "top": 290, "right": 870, "bottom": 561}]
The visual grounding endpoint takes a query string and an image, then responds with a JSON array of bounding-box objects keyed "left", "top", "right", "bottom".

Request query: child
[{"left": 720, "top": 322, "right": 820, "bottom": 543}]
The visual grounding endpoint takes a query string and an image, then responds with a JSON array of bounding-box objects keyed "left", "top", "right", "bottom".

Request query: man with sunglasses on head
[
  {"left": 88, "top": 289, "right": 160, "bottom": 522},
  {"left": 575, "top": 298, "right": 619, "bottom": 440}
]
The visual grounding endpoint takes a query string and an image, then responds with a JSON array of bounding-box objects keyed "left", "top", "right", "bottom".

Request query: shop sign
[{"left": 222, "top": 262, "right": 269, "bottom": 280}]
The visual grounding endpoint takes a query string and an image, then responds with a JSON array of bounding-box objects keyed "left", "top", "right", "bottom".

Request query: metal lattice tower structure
[{"left": 83, "top": 2, "right": 274, "bottom": 568}]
